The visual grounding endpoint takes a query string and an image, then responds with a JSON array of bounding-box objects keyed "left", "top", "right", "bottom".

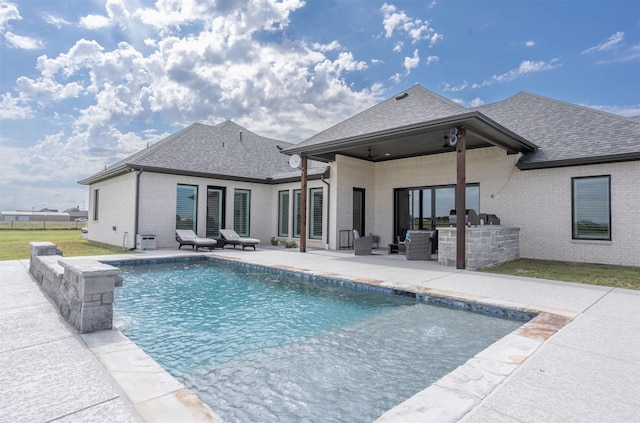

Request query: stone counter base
[
  {"left": 438, "top": 226, "right": 520, "bottom": 269},
  {"left": 29, "top": 242, "right": 122, "bottom": 333}
]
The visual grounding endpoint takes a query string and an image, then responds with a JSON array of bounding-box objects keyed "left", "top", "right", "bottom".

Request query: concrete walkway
[
  {"left": 0, "top": 259, "right": 140, "bottom": 422},
  {"left": 1, "top": 248, "right": 639, "bottom": 422}
]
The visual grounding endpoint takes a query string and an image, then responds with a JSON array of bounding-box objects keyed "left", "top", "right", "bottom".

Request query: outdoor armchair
[
  {"left": 353, "top": 230, "right": 373, "bottom": 255},
  {"left": 405, "top": 231, "right": 433, "bottom": 261}
]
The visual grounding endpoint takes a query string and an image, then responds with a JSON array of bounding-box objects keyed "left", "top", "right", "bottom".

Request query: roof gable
[{"left": 292, "top": 84, "right": 466, "bottom": 149}]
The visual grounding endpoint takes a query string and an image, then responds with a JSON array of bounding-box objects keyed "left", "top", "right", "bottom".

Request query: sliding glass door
[{"left": 395, "top": 184, "right": 479, "bottom": 241}]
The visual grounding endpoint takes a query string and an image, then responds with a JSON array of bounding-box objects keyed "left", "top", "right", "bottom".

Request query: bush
[
  {"left": 284, "top": 240, "right": 297, "bottom": 248},
  {"left": 270, "top": 236, "right": 279, "bottom": 246}
]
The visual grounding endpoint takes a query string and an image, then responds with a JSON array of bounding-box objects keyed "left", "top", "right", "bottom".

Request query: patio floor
[{"left": 1, "top": 247, "right": 638, "bottom": 422}]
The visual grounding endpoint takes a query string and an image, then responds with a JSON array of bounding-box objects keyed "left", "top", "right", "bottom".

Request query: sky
[{"left": 0, "top": 0, "right": 638, "bottom": 212}]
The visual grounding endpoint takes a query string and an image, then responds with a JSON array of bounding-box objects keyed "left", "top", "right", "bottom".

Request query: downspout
[
  {"left": 321, "top": 168, "right": 330, "bottom": 250},
  {"left": 300, "top": 155, "right": 308, "bottom": 253},
  {"left": 133, "top": 168, "right": 143, "bottom": 250}
]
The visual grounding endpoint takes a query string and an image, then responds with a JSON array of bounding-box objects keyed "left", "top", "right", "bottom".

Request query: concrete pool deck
[{"left": 1, "top": 248, "right": 639, "bottom": 422}]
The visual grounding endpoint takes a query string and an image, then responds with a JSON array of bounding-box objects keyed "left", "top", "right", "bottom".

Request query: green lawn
[
  {"left": 481, "top": 258, "right": 640, "bottom": 291},
  {"left": 0, "top": 229, "right": 135, "bottom": 261}
]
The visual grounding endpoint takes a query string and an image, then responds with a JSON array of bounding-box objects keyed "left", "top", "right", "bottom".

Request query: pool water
[{"left": 114, "top": 261, "right": 522, "bottom": 422}]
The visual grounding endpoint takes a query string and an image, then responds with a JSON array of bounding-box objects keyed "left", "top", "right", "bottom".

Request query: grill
[
  {"left": 478, "top": 213, "right": 501, "bottom": 225},
  {"left": 449, "top": 209, "right": 480, "bottom": 226}
]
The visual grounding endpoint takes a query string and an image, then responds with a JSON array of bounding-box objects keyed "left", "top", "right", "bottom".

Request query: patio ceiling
[{"left": 288, "top": 111, "right": 537, "bottom": 163}]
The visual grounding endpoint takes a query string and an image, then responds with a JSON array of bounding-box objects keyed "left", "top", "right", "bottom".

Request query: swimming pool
[{"left": 114, "top": 260, "right": 523, "bottom": 422}]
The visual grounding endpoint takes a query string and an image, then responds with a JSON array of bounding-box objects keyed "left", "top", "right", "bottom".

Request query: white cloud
[
  {"left": 525, "top": 40, "right": 534, "bottom": 47},
  {"left": 16, "top": 75, "right": 84, "bottom": 105},
  {"left": 79, "top": 14, "right": 111, "bottom": 30},
  {"left": 79, "top": 0, "right": 130, "bottom": 29},
  {"left": 611, "top": 44, "right": 640, "bottom": 62},
  {"left": 595, "top": 43, "right": 640, "bottom": 64},
  {"left": 442, "top": 80, "right": 468, "bottom": 92},
  {"left": 428, "top": 32, "right": 443, "bottom": 47},
  {"left": 584, "top": 103, "right": 640, "bottom": 117},
  {"left": 393, "top": 41, "right": 403, "bottom": 52},
  {"left": 43, "top": 13, "right": 71, "bottom": 28},
  {"left": 517, "top": 59, "right": 560, "bottom": 74},
  {"left": 582, "top": 31, "right": 624, "bottom": 54},
  {"left": 425, "top": 55, "right": 439, "bottom": 65},
  {"left": 388, "top": 48, "right": 420, "bottom": 83},
  {"left": 135, "top": 0, "right": 304, "bottom": 36},
  {"left": 448, "top": 97, "right": 484, "bottom": 108},
  {"left": 403, "top": 49, "right": 419, "bottom": 73},
  {"left": 312, "top": 40, "right": 341, "bottom": 52},
  {"left": 0, "top": 0, "right": 40, "bottom": 51},
  {"left": 4, "top": 31, "right": 44, "bottom": 49},
  {"left": 444, "top": 58, "right": 561, "bottom": 92},
  {"left": 3, "top": 0, "right": 381, "bottom": 209},
  {"left": 380, "top": 3, "right": 441, "bottom": 46},
  {"left": 0, "top": 124, "right": 156, "bottom": 211},
  {"left": 0, "top": 0, "right": 20, "bottom": 31},
  {"left": 333, "top": 51, "right": 368, "bottom": 74},
  {"left": 0, "top": 92, "right": 32, "bottom": 119},
  {"left": 469, "top": 97, "right": 484, "bottom": 107},
  {"left": 487, "top": 58, "right": 561, "bottom": 84},
  {"left": 36, "top": 39, "right": 104, "bottom": 79}
]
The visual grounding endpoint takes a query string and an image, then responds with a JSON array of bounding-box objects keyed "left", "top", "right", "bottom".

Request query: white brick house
[
  {"left": 80, "top": 85, "right": 639, "bottom": 267},
  {"left": 79, "top": 121, "right": 329, "bottom": 251}
]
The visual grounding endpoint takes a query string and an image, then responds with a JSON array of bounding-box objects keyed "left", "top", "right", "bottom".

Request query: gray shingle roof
[
  {"left": 288, "top": 85, "right": 639, "bottom": 169},
  {"left": 473, "top": 92, "right": 640, "bottom": 168},
  {"left": 289, "top": 84, "right": 466, "bottom": 150},
  {"left": 79, "top": 121, "right": 326, "bottom": 184}
]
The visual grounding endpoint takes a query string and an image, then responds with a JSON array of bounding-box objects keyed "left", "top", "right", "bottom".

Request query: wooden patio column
[
  {"left": 300, "top": 154, "right": 308, "bottom": 253},
  {"left": 455, "top": 127, "right": 466, "bottom": 269}
]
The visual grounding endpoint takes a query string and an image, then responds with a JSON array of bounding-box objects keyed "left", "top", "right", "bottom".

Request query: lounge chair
[
  {"left": 219, "top": 229, "right": 260, "bottom": 250},
  {"left": 175, "top": 230, "right": 223, "bottom": 251},
  {"left": 353, "top": 230, "right": 372, "bottom": 255}
]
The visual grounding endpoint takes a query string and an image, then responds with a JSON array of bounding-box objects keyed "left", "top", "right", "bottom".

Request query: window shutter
[
  {"left": 293, "top": 189, "right": 301, "bottom": 238},
  {"left": 206, "top": 188, "right": 223, "bottom": 238},
  {"left": 310, "top": 188, "right": 323, "bottom": 239},
  {"left": 278, "top": 191, "right": 289, "bottom": 237},
  {"left": 234, "top": 190, "right": 250, "bottom": 237}
]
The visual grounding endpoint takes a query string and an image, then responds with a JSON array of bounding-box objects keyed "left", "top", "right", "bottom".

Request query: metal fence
[{"left": 0, "top": 221, "right": 87, "bottom": 230}]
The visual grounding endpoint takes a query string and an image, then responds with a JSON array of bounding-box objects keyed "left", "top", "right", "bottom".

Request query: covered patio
[{"left": 283, "top": 86, "right": 537, "bottom": 269}]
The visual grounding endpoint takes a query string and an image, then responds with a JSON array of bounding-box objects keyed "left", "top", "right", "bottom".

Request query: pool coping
[{"left": 100, "top": 252, "right": 577, "bottom": 422}]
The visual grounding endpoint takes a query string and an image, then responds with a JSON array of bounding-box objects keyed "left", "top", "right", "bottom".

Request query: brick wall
[{"left": 336, "top": 147, "right": 638, "bottom": 266}]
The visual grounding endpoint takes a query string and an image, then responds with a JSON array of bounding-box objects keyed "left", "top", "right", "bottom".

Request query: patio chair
[
  {"left": 396, "top": 235, "right": 407, "bottom": 254},
  {"left": 219, "top": 229, "right": 260, "bottom": 250},
  {"left": 405, "top": 231, "right": 432, "bottom": 261},
  {"left": 353, "top": 230, "right": 373, "bottom": 255},
  {"left": 175, "top": 230, "right": 223, "bottom": 251}
]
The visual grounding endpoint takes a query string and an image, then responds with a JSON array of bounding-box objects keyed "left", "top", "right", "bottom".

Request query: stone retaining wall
[
  {"left": 29, "top": 242, "right": 122, "bottom": 333},
  {"left": 438, "top": 226, "right": 520, "bottom": 269}
]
